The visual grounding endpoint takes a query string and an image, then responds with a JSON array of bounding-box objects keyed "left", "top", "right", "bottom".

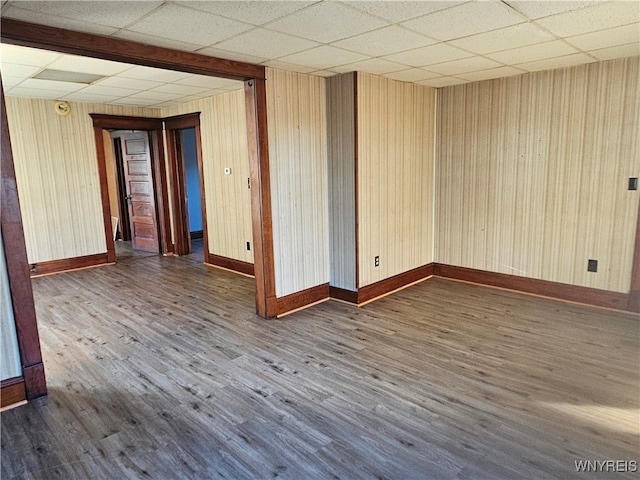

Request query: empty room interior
[{"left": 1, "top": 1, "right": 639, "bottom": 478}]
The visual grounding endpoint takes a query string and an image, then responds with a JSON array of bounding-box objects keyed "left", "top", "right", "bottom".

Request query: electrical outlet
[
  {"left": 374, "top": 256, "right": 380, "bottom": 267},
  {"left": 246, "top": 242, "right": 251, "bottom": 251},
  {"left": 587, "top": 259, "right": 598, "bottom": 272},
  {"left": 629, "top": 177, "right": 638, "bottom": 190}
]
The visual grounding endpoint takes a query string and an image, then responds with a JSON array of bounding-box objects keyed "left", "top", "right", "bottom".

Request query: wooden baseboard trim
[
  {"left": 329, "top": 287, "right": 359, "bottom": 304},
  {"left": 30, "top": 253, "right": 110, "bottom": 277},
  {"left": 190, "top": 230, "right": 204, "bottom": 240},
  {"left": 276, "top": 283, "right": 330, "bottom": 317},
  {"left": 207, "top": 254, "right": 255, "bottom": 276},
  {"left": 357, "top": 264, "right": 435, "bottom": 304},
  {"left": 434, "top": 263, "right": 631, "bottom": 312},
  {"left": 1, "top": 377, "right": 26, "bottom": 408}
]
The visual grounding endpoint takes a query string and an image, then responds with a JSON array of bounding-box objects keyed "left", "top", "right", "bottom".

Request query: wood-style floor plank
[{"left": 2, "top": 247, "right": 638, "bottom": 479}]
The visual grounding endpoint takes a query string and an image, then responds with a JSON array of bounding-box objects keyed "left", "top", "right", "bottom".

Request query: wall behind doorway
[
  {"left": 161, "top": 90, "right": 254, "bottom": 265},
  {"left": 4, "top": 97, "right": 161, "bottom": 264}
]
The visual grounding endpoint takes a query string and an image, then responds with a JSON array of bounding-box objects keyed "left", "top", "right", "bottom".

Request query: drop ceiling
[{"left": 0, "top": 0, "right": 638, "bottom": 106}]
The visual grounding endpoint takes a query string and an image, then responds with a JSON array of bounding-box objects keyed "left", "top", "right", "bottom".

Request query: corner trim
[
  {"left": 357, "top": 264, "right": 435, "bottom": 304},
  {"left": 30, "top": 253, "right": 110, "bottom": 277},
  {"left": 207, "top": 254, "right": 255, "bottom": 276},
  {"left": 434, "top": 263, "right": 630, "bottom": 312},
  {"left": 276, "top": 283, "right": 330, "bottom": 317}
]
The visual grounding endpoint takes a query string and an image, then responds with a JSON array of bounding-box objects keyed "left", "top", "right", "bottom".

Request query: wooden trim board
[
  {"left": 30, "top": 253, "right": 110, "bottom": 277},
  {"left": 276, "top": 283, "right": 330, "bottom": 317},
  {"left": 1, "top": 80, "right": 47, "bottom": 401},
  {"left": 1, "top": 377, "right": 26, "bottom": 409},
  {"left": 207, "top": 254, "right": 255, "bottom": 276},
  {"left": 434, "top": 264, "right": 631, "bottom": 313}
]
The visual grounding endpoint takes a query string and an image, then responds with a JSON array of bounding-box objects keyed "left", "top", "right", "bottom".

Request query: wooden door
[{"left": 120, "top": 132, "right": 160, "bottom": 253}]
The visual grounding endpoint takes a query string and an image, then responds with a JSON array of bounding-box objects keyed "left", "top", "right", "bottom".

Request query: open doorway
[
  {"left": 107, "top": 130, "right": 162, "bottom": 260},
  {"left": 176, "top": 127, "right": 205, "bottom": 260},
  {"left": 164, "top": 113, "right": 207, "bottom": 260}
]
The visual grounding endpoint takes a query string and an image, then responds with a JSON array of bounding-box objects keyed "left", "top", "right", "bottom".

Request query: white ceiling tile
[
  {"left": 174, "top": 75, "right": 244, "bottom": 90},
  {"left": 515, "top": 52, "right": 596, "bottom": 71},
  {"left": 175, "top": 1, "right": 315, "bottom": 25},
  {"left": 76, "top": 85, "right": 140, "bottom": 97},
  {"left": 63, "top": 92, "right": 122, "bottom": 104},
  {"left": 47, "top": 55, "right": 132, "bottom": 76},
  {"left": 7, "top": 1, "right": 163, "bottom": 29},
  {"left": 150, "top": 84, "right": 209, "bottom": 96},
  {"left": 332, "top": 26, "right": 436, "bottom": 57},
  {"left": 506, "top": 1, "right": 598, "bottom": 19},
  {"left": 2, "top": 6, "right": 119, "bottom": 36},
  {"left": 565, "top": 23, "right": 640, "bottom": 51},
  {"left": 331, "top": 58, "right": 406, "bottom": 75},
  {"left": 589, "top": 42, "right": 640, "bottom": 61},
  {"left": 214, "top": 28, "right": 319, "bottom": 60},
  {"left": 384, "top": 68, "right": 441, "bottom": 82},
  {"left": 1, "top": 76, "right": 26, "bottom": 87},
  {"left": 456, "top": 66, "right": 526, "bottom": 81},
  {"left": 402, "top": 2, "right": 525, "bottom": 41},
  {"left": 383, "top": 43, "right": 473, "bottom": 68},
  {"left": 195, "top": 46, "right": 268, "bottom": 65},
  {"left": 19, "top": 78, "right": 84, "bottom": 92},
  {"left": 535, "top": 2, "right": 640, "bottom": 37},
  {"left": 0, "top": 63, "right": 41, "bottom": 79},
  {"left": 426, "top": 56, "right": 503, "bottom": 75},
  {"left": 266, "top": 2, "right": 388, "bottom": 43},
  {"left": 277, "top": 46, "right": 368, "bottom": 70},
  {"left": 114, "top": 30, "right": 203, "bottom": 52},
  {"left": 95, "top": 77, "right": 164, "bottom": 90},
  {"left": 344, "top": 1, "right": 466, "bottom": 23},
  {"left": 110, "top": 97, "right": 162, "bottom": 107},
  {"left": 0, "top": 44, "right": 62, "bottom": 67},
  {"left": 486, "top": 40, "right": 580, "bottom": 64},
  {"left": 128, "top": 90, "right": 184, "bottom": 102},
  {"left": 126, "top": 4, "right": 254, "bottom": 47},
  {"left": 262, "top": 60, "right": 317, "bottom": 74},
  {"left": 309, "top": 70, "right": 338, "bottom": 78},
  {"left": 449, "top": 23, "right": 555, "bottom": 54},
  {"left": 118, "top": 66, "right": 192, "bottom": 83},
  {"left": 4, "top": 87, "right": 66, "bottom": 99},
  {"left": 417, "top": 76, "right": 468, "bottom": 87}
]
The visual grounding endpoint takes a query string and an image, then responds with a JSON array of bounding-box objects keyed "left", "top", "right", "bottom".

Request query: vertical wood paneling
[
  {"left": 437, "top": 57, "right": 640, "bottom": 293},
  {"left": 327, "top": 73, "right": 357, "bottom": 291},
  {"left": 161, "top": 89, "right": 253, "bottom": 264},
  {"left": 265, "top": 68, "right": 328, "bottom": 297},
  {"left": 4, "top": 98, "right": 160, "bottom": 264},
  {"left": 357, "top": 73, "right": 436, "bottom": 287},
  {"left": 0, "top": 234, "right": 22, "bottom": 381}
]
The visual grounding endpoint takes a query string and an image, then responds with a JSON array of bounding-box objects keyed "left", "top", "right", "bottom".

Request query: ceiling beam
[{"left": 0, "top": 18, "right": 265, "bottom": 81}]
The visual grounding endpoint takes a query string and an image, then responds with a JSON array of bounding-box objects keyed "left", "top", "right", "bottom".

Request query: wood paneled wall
[
  {"left": 265, "top": 68, "right": 328, "bottom": 297},
  {"left": 0, "top": 234, "right": 22, "bottom": 381},
  {"left": 437, "top": 56, "right": 640, "bottom": 293},
  {"left": 161, "top": 90, "right": 254, "bottom": 264},
  {"left": 4, "top": 98, "right": 160, "bottom": 264},
  {"left": 327, "top": 72, "right": 357, "bottom": 291},
  {"left": 357, "top": 73, "right": 436, "bottom": 287}
]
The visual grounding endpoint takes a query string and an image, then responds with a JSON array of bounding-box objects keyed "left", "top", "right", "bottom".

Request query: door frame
[
  {"left": 164, "top": 113, "right": 207, "bottom": 258},
  {"left": 1, "top": 18, "right": 277, "bottom": 318},
  {"left": 90, "top": 115, "right": 170, "bottom": 261}
]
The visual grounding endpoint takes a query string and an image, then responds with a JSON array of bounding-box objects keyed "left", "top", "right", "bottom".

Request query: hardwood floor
[{"left": 1, "top": 251, "right": 638, "bottom": 479}]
